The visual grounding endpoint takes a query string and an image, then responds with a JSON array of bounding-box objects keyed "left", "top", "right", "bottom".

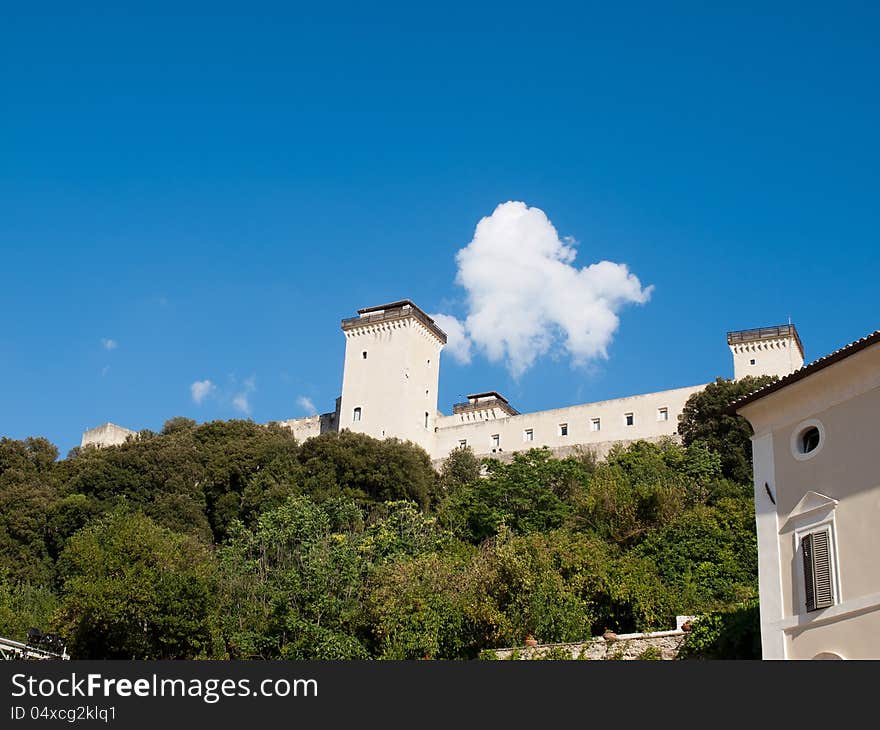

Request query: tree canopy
[
  {"left": 678, "top": 375, "right": 777, "bottom": 483},
  {"left": 0, "top": 392, "right": 762, "bottom": 659}
]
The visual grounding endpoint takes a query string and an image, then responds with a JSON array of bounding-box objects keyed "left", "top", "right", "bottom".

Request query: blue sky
[{"left": 2, "top": 2, "right": 878, "bottom": 456}]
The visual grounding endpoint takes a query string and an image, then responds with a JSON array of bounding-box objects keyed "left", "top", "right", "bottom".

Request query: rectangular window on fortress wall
[
  {"left": 657, "top": 407, "right": 668, "bottom": 421},
  {"left": 491, "top": 434, "right": 500, "bottom": 449},
  {"left": 591, "top": 418, "right": 600, "bottom": 432},
  {"left": 625, "top": 413, "right": 634, "bottom": 426},
  {"left": 559, "top": 423, "right": 568, "bottom": 436},
  {"left": 523, "top": 429, "right": 533, "bottom": 442}
]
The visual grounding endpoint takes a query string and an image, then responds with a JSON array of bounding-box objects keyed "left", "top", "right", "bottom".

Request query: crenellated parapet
[{"left": 727, "top": 324, "right": 804, "bottom": 380}]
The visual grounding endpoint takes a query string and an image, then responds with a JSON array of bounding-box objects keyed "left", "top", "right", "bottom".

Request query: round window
[
  {"left": 801, "top": 427, "right": 820, "bottom": 454},
  {"left": 791, "top": 419, "right": 825, "bottom": 461}
]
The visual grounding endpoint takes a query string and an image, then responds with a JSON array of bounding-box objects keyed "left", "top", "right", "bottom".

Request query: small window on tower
[
  {"left": 362, "top": 351, "right": 367, "bottom": 359},
  {"left": 657, "top": 407, "right": 668, "bottom": 422},
  {"left": 353, "top": 407, "right": 362, "bottom": 422},
  {"left": 591, "top": 418, "right": 601, "bottom": 432},
  {"left": 559, "top": 423, "right": 568, "bottom": 437},
  {"left": 750, "top": 358, "right": 756, "bottom": 365},
  {"left": 459, "top": 439, "right": 468, "bottom": 448},
  {"left": 491, "top": 434, "right": 500, "bottom": 449},
  {"left": 625, "top": 413, "right": 634, "bottom": 426},
  {"left": 523, "top": 429, "right": 534, "bottom": 442},
  {"left": 424, "top": 412, "right": 429, "bottom": 428}
]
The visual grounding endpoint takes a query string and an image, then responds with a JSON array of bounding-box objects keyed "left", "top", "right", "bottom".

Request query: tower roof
[
  {"left": 453, "top": 391, "right": 519, "bottom": 416},
  {"left": 732, "top": 328, "right": 880, "bottom": 412},
  {"left": 341, "top": 300, "right": 447, "bottom": 344},
  {"left": 727, "top": 324, "right": 804, "bottom": 359}
]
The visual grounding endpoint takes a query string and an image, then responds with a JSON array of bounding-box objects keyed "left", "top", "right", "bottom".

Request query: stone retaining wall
[{"left": 488, "top": 630, "right": 688, "bottom": 660}]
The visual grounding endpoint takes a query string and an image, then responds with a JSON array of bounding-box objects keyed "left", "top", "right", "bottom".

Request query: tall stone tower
[
  {"left": 338, "top": 300, "right": 447, "bottom": 453},
  {"left": 727, "top": 324, "right": 805, "bottom": 380}
]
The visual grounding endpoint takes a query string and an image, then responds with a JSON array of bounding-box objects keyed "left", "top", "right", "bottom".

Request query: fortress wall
[
  {"left": 81, "top": 423, "right": 136, "bottom": 448},
  {"left": 278, "top": 411, "right": 339, "bottom": 442},
  {"left": 432, "top": 384, "right": 706, "bottom": 460},
  {"left": 430, "top": 435, "right": 681, "bottom": 471}
]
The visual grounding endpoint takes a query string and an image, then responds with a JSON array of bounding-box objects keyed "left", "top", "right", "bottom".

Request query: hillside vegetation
[{"left": 0, "top": 377, "right": 773, "bottom": 659}]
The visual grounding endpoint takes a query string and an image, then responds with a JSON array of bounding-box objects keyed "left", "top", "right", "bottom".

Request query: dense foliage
[
  {"left": 677, "top": 375, "right": 777, "bottom": 483},
  {"left": 0, "top": 390, "right": 764, "bottom": 658}
]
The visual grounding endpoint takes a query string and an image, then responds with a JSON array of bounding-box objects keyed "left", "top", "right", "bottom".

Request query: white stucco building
[
  {"left": 735, "top": 329, "right": 880, "bottom": 659},
  {"left": 81, "top": 299, "right": 806, "bottom": 463}
]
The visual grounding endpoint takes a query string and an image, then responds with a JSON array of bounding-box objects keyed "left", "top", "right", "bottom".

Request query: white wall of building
[
  {"left": 738, "top": 338, "right": 880, "bottom": 659},
  {"left": 432, "top": 384, "right": 706, "bottom": 460},
  {"left": 81, "top": 422, "right": 136, "bottom": 448},
  {"left": 729, "top": 330, "right": 804, "bottom": 380},
  {"left": 338, "top": 313, "right": 444, "bottom": 454}
]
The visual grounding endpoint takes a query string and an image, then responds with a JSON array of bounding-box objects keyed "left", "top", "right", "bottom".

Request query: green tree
[
  {"left": 0, "top": 480, "right": 57, "bottom": 585},
  {"left": 366, "top": 550, "right": 490, "bottom": 660},
  {"left": 217, "top": 496, "right": 371, "bottom": 659},
  {"left": 297, "top": 431, "right": 437, "bottom": 509},
  {"left": 56, "top": 418, "right": 300, "bottom": 542},
  {"left": 0, "top": 437, "right": 58, "bottom": 487},
  {"left": 0, "top": 571, "right": 57, "bottom": 643},
  {"left": 677, "top": 599, "right": 761, "bottom": 659},
  {"left": 438, "top": 448, "right": 584, "bottom": 542},
  {"left": 678, "top": 376, "right": 777, "bottom": 483},
  {"left": 55, "top": 511, "right": 220, "bottom": 659},
  {"left": 437, "top": 445, "right": 481, "bottom": 495},
  {"left": 161, "top": 416, "right": 197, "bottom": 434},
  {"left": 636, "top": 497, "right": 758, "bottom": 613},
  {"left": 569, "top": 441, "right": 690, "bottom": 545}
]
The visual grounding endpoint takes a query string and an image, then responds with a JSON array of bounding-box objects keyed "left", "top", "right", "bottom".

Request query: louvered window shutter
[{"left": 802, "top": 529, "right": 834, "bottom": 612}]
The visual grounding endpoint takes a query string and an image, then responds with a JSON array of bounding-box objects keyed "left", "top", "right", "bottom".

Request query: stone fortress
[{"left": 82, "top": 299, "right": 806, "bottom": 462}]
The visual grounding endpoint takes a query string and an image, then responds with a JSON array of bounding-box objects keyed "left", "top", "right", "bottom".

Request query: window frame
[
  {"left": 794, "top": 519, "right": 840, "bottom": 614},
  {"left": 790, "top": 418, "right": 826, "bottom": 462}
]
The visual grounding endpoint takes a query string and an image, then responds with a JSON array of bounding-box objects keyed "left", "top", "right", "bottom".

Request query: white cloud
[
  {"left": 430, "top": 313, "right": 472, "bottom": 365},
  {"left": 102, "top": 338, "right": 118, "bottom": 350},
  {"left": 437, "top": 201, "right": 653, "bottom": 377},
  {"left": 232, "top": 375, "right": 256, "bottom": 416},
  {"left": 190, "top": 379, "right": 215, "bottom": 405},
  {"left": 296, "top": 396, "right": 317, "bottom": 415},
  {"left": 232, "top": 394, "right": 251, "bottom": 415}
]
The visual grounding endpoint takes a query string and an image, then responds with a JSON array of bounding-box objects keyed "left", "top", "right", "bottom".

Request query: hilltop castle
[{"left": 82, "top": 299, "right": 805, "bottom": 461}]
